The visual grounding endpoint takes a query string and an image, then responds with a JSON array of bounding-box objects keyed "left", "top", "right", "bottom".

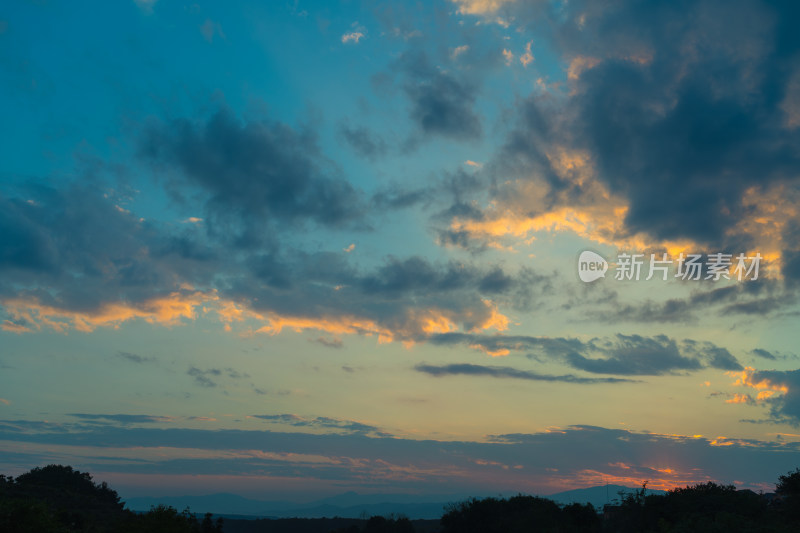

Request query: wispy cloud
[
  {"left": 252, "top": 414, "right": 386, "bottom": 436},
  {"left": 415, "top": 363, "right": 637, "bottom": 384},
  {"left": 429, "top": 333, "right": 741, "bottom": 376},
  {"left": 116, "top": 351, "right": 156, "bottom": 364}
]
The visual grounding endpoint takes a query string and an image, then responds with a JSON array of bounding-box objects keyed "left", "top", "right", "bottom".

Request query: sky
[{"left": 1, "top": 0, "right": 800, "bottom": 502}]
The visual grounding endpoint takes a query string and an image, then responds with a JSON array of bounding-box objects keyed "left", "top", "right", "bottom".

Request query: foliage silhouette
[
  {"left": 776, "top": 467, "right": 800, "bottom": 522},
  {"left": 4, "top": 464, "right": 800, "bottom": 532},
  {"left": 0, "top": 465, "right": 222, "bottom": 533},
  {"left": 440, "top": 494, "right": 601, "bottom": 533}
]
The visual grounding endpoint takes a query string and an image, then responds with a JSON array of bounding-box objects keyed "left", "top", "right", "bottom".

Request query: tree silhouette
[
  {"left": 440, "top": 494, "right": 600, "bottom": 533},
  {"left": 0, "top": 465, "right": 222, "bottom": 533},
  {"left": 4, "top": 465, "right": 124, "bottom": 532},
  {"left": 5, "top": 464, "right": 800, "bottom": 532},
  {"left": 777, "top": 467, "right": 800, "bottom": 521}
]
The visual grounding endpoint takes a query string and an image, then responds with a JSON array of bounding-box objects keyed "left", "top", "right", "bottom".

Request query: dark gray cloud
[
  {"left": 430, "top": 333, "right": 740, "bottom": 376},
  {"left": 752, "top": 348, "right": 778, "bottom": 361},
  {"left": 0, "top": 421, "right": 796, "bottom": 494},
  {"left": 229, "top": 251, "right": 548, "bottom": 341},
  {"left": 701, "top": 347, "right": 743, "bottom": 371},
  {"left": 465, "top": 0, "right": 800, "bottom": 250},
  {"left": 116, "top": 351, "right": 155, "bottom": 364},
  {"left": 0, "top": 194, "right": 54, "bottom": 273},
  {"left": 0, "top": 178, "right": 543, "bottom": 340},
  {"left": 311, "top": 336, "right": 344, "bottom": 349},
  {"left": 414, "top": 363, "right": 636, "bottom": 384},
  {"left": 187, "top": 367, "right": 220, "bottom": 388},
  {"left": 399, "top": 51, "right": 481, "bottom": 141},
  {"left": 748, "top": 368, "right": 800, "bottom": 426},
  {"left": 339, "top": 122, "right": 388, "bottom": 160},
  {"left": 781, "top": 250, "right": 800, "bottom": 283},
  {"left": 67, "top": 413, "right": 172, "bottom": 426},
  {"left": 370, "top": 184, "right": 430, "bottom": 211},
  {"left": 141, "top": 109, "right": 364, "bottom": 243},
  {"left": 592, "top": 299, "right": 695, "bottom": 324},
  {"left": 252, "top": 414, "right": 385, "bottom": 436},
  {"left": 187, "top": 367, "right": 249, "bottom": 388},
  {"left": 590, "top": 281, "right": 797, "bottom": 325},
  {"left": 0, "top": 181, "right": 219, "bottom": 319},
  {"left": 360, "top": 256, "right": 509, "bottom": 295},
  {"left": 680, "top": 341, "right": 742, "bottom": 371},
  {"left": 567, "top": 335, "right": 703, "bottom": 376}
]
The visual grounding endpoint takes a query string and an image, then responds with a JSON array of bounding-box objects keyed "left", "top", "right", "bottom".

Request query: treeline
[
  {"left": 434, "top": 470, "right": 800, "bottom": 533},
  {"left": 3, "top": 465, "right": 800, "bottom": 532},
  {"left": 0, "top": 464, "right": 223, "bottom": 533}
]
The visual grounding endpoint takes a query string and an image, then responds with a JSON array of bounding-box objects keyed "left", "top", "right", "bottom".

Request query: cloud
[
  {"left": 339, "top": 123, "right": 388, "bottom": 160},
  {"left": 140, "top": 109, "right": 364, "bottom": 241},
  {"left": 566, "top": 335, "right": 704, "bottom": 376},
  {"left": 399, "top": 52, "right": 482, "bottom": 141},
  {"left": 187, "top": 367, "right": 249, "bottom": 388},
  {"left": 725, "top": 393, "right": 755, "bottom": 405},
  {"left": 0, "top": 181, "right": 229, "bottom": 333},
  {"left": 2, "top": 289, "right": 216, "bottom": 333},
  {"left": 1, "top": 189, "right": 535, "bottom": 345},
  {"left": 752, "top": 349, "right": 777, "bottom": 361},
  {"left": 187, "top": 367, "right": 220, "bottom": 388},
  {"left": 116, "top": 351, "right": 156, "bottom": 364},
  {"left": 439, "top": 0, "right": 800, "bottom": 270},
  {"left": 1, "top": 320, "right": 31, "bottom": 333},
  {"left": 341, "top": 32, "right": 364, "bottom": 44},
  {"left": 68, "top": 413, "right": 173, "bottom": 426},
  {"left": 0, "top": 421, "right": 796, "bottom": 495},
  {"left": 415, "top": 363, "right": 637, "bottom": 384},
  {"left": 430, "top": 332, "right": 741, "bottom": 376},
  {"left": 252, "top": 414, "right": 385, "bottom": 436},
  {"left": 519, "top": 41, "right": 533, "bottom": 67},
  {"left": 729, "top": 367, "right": 800, "bottom": 425},
  {"left": 451, "top": 45, "right": 470, "bottom": 60},
  {"left": 451, "top": 0, "right": 516, "bottom": 16},
  {"left": 311, "top": 336, "right": 344, "bottom": 349},
  {"left": 584, "top": 278, "right": 796, "bottom": 327}
]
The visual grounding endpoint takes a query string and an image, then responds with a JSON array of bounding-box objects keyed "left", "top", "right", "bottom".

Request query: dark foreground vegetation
[
  {"left": 3, "top": 465, "right": 800, "bottom": 532},
  {"left": 0, "top": 465, "right": 222, "bottom": 532}
]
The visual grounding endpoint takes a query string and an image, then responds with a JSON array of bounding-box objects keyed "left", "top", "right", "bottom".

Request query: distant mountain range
[
  {"left": 123, "top": 485, "right": 663, "bottom": 519},
  {"left": 547, "top": 484, "right": 666, "bottom": 508}
]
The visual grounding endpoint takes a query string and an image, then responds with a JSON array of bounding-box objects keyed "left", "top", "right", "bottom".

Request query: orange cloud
[
  {"left": 1, "top": 320, "right": 32, "bottom": 334},
  {"left": 725, "top": 393, "right": 755, "bottom": 404},
  {"left": 2, "top": 289, "right": 510, "bottom": 349},
  {"left": 520, "top": 41, "right": 533, "bottom": 67},
  {"left": 554, "top": 467, "right": 710, "bottom": 493},
  {"left": 567, "top": 56, "right": 601, "bottom": 81},
  {"left": 445, "top": 144, "right": 791, "bottom": 276},
  {"left": 256, "top": 314, "right": 395, "bottom": 343},
  {"left": 469, "top": 343, "right": 510, "bottom": 357},
  {"left": 567, "top": 53, "right": 651, "bottom": 83},
  {"left": 451, "top": 0, "right": 515, "bottom": 16},
  {"left": 726, "top": 183, "right": 800, "bottom": 277},
  {"left": 446, "top": 145, "right": 697, "bottom": 256},
  {"left": 728, "top": 366, "right": 789, "bottom": 395},
  {"left": 254, "top": 301, "right": 509, "bottom": 347},
  {"left": 1, "top": 289, "right": 218, "bottom": 333}
]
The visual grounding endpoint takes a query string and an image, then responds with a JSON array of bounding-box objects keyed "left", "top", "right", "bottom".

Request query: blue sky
[{"left": 2, "top": 0, "right": 800, "bottom": 500}]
